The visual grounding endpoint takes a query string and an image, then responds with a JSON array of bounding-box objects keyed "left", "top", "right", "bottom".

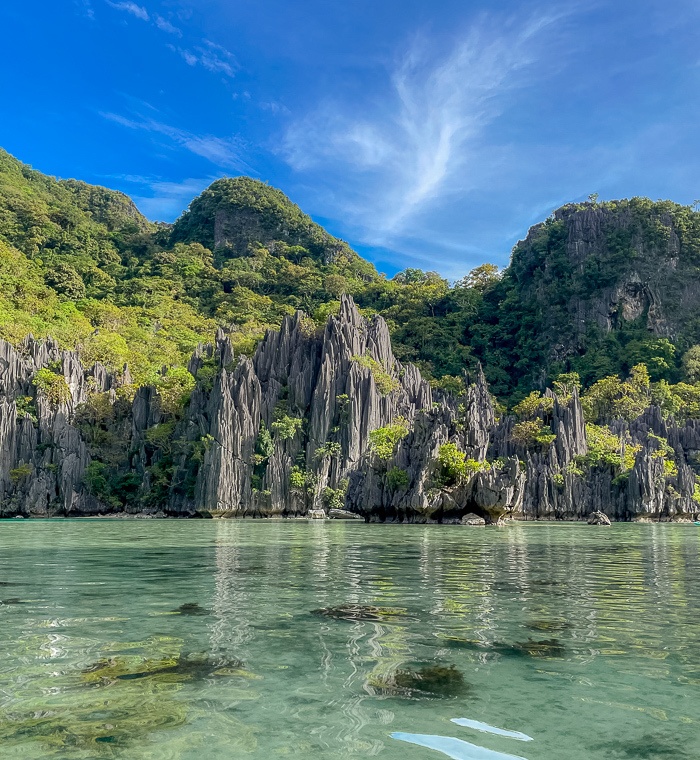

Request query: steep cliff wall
[
  {"left": 1, "top": 296, "right": 698, "bottom": 522},
  {"left": 475, "top": 198, "right": 700, "bottom": 397},
  {"left": 0, "top": 337, "right": 114, "bottom": 515}
]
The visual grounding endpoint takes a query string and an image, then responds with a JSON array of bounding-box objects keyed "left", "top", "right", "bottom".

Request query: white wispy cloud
[
  {"left": 76, "top": 0, "right": 95, "bottom": 20},
  {"left": 282, "top": 10, "right": 570, "bottom": 253},
  {"left": 154, "top": 14, "right": 181, "bottom": 36},
  {"left": 179, "top": 49, "right": 198, "bottom": 66},
  {"left": 104, "top": 2, "right": 236, "bottom": 81},
  {"left": 108, "top": 173, "right": 153, "bottom": 184},
  {"left": 260, "top": 101, "right": 290, "bottom": 116},
  {"left": 107, "top": 1, "right": 148, "bottom": 21},
  {"left": 170, "top": 41, "right": 237, "bottom": 77},
  {"left": 101, "top": 111, "right": 251, "bottom": 172},
  {"left": 105, "top": 2, "right": 182, "bottom": 39}
]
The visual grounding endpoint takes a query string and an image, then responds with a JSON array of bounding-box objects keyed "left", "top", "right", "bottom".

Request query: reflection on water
[
  {"left": 0, "top": 520, "right": 699, "bottom": 759},
  {"left": 450, "top": 719, "right": 533, "bottom": 742},
  {"left": 391, "top": 732, "right": 529, "bottom": 760}
]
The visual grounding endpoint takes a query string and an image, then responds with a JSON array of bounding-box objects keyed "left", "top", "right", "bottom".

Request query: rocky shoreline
[{"left": 3, "top": 513, "right": 697, "bottom": 523}]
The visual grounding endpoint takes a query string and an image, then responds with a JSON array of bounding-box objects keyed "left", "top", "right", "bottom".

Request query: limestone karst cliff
[
  {"left": 0, "top": 296, "right": 698, "bottom": 522},
  {"left": 474, "top": 198, "right": 700, "bottom": 398}
]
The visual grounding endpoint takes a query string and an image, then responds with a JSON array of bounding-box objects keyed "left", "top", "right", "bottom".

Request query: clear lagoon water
[{"left": 0, "top": 520, "right": 699, "bottom": 759}]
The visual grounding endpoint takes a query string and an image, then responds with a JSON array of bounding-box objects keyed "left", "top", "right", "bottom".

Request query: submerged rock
[
  {"left": 437, "top": 636, "right": 566, "bottom": 659},
  {"left": 588, "top": 510, "right": 612, "bottom": 525},
  {"left": 511, "top": 638, "right": 566, "bottom": 658},
  {"left": 0, "top": 690, "right": 188, "bottom": 750},
  {"left": 394, "top": 664, "right": 467, "bottom": 697},
  {"left": 0, "top": 636, "right": 200, "bottom": 751},
  {"left": 524, "top": 619, "right": 573, "bottom": 633},
  {"left": 172, "top": 602, "right": 209, "bottom": 616},
  {"left": 370, "top": 663, "right": 468, "bottom": 698},
  {"left": 591, "top": 733, "right": 692, "bottom": 758},
  {"left": 81, "top": 651, "right": 245, "bottom": 685},
  {"left": 311, "top": 604, "right": 412, "bottom": 623}
]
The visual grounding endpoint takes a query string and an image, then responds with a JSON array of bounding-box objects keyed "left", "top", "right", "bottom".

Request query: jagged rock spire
[{"left": 0, "top": 298, "right": 698, "bottom": 522}]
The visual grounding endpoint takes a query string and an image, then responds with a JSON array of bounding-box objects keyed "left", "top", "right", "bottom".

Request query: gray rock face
[
  {"left": 550, "top": 204, "right": 680, "bottom": 339},
  {"left": 0, "top": 336, "right": 113, "bottom": 516},
  {"left": 1, "top": 296, "right": 699, "bottom": 522},
  {"left": 588, "top": 510, "right": 612, "bottom": 525},
  {"left": 329, "top": 509, "right": 363, "bottom": 520},
  {"left": 509, "top": 203, "right": 700, "bottom": 389}
]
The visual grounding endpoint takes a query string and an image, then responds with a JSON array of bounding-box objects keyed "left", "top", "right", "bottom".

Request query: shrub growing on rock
[
  {"left": 510, "top": 420, "right": 556, "bottom": 448},
  {"left": 512, "top": 391, "right": 553, "bottom": 419},
  {"left": 9, "top": 462, "right": 33, "bottom": 484},
  {"left": 436, "top": 443, "right": 466, "bottom": 486},
  {"left": 315, "top": 441, "right": 341, "bottom": 459},
  {"left": 34, "top": 367, "right": 71, "bottom": 406},
  {"left": 271, "top": 414, "right": 303, "bottom": 440},
  {"left": 155, "top": 367, "right": 195, "bottom": 416},
  {"left": 351, "top": 354, "right": 399, "bottom": 395},
  {"left": 387, "top": 466, "right": 410, "bottom": 491},
  {"left": 369, "top": 417, "right": 409, "bottom": 461}
]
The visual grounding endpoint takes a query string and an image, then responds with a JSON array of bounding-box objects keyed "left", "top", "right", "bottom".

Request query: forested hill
[
  {"left": 2, "top": 147, "right": 700, "bottom": 405},
  {"left": 473, "top": 200, "right": 700, "bottom": 398}
]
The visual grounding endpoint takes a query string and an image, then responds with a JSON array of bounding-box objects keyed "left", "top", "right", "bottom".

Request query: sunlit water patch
[
  {"left": 0, "top": 520, "right": 698, "bottom": 758},
  {"left": 391, "top": 733, "right": 528, "bottom": 760},
  {"left": 450, "top": 718, "right": 532, "bottom": 741}
]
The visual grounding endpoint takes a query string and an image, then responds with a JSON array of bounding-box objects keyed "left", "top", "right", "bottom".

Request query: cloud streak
[
  {"left": 101, "top": 111, "right": 251, "bottom": 172},
  {"left": 104, "top": 2, "right": 237, "bottom": 81},
  {"left": 106, "top": 2, "right": 184, "bottom": 40},
  {"left": 282, "top": 10, "right": 569, "bottom": 253},
  {"left": 154, "top": 14, "right": 181, "bottom": 36},
  {"left": 170, "top": 41, "right": 237, "bottom": 77},
  {"left": 75, "top": 0, "right": 95, "bottom": 20},
  {"left": 107, "top": 1, "right": 148, "bottom": 21}
]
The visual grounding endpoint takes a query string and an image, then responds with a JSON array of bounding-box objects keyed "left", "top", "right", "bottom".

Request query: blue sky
[{"left": 1, "top": 1, "right": 699, "bottom": 278}]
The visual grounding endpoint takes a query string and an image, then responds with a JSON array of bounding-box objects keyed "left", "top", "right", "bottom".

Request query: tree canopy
[{"left": 2, "top": 148, "right": 700, "bottom": 408}]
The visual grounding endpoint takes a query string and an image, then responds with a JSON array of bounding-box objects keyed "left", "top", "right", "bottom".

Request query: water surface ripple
[{"left": 0, "top": 521, "right": 698, "bottom": 758}]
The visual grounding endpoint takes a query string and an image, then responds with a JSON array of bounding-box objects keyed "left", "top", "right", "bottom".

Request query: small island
[{"left": 1, "top": 152, "right": 699, "bottom": 523}]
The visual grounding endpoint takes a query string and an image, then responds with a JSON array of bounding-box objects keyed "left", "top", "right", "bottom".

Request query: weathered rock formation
[
  {"left": 0, "top": 296, "right": 698, "bottom": 522},
  {"left": 0, "top": 336, "right": 114, "bottom": 516},
  {"left": 490, "top": 200, "right": 700, "bottom": 397},
  {"left": 552, "top": 204, "right": 687, "bottom": 339}
]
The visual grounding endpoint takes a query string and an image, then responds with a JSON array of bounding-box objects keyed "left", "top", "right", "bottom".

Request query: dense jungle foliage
[
  {"left": 2, "top": 147, "right": 700, "bottom": 411},
  {"left": 473, "top": 198, "right": 700, "bottom": 398}
]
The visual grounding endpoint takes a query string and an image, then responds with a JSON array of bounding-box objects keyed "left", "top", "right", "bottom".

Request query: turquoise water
[{"left": 0, "top": 521, "right": 699, "bottom": 759}]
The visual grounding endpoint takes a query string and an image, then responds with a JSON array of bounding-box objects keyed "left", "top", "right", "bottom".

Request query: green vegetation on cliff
[
  {"left": 2, "top": 147, "right": 700, "bottom": 408},
  {"left": 472, "top": 199, "right": 700, "bottom": 398},
  {"left": 0, "top": 148, "right": 214, "bottom": 383}
]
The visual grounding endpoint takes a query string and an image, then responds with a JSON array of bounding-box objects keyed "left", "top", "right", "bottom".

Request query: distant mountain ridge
[
  {"left": 2, "top": 147, "right": 700, "bottom": 400},
  {"left": 170, "top": 176, "right": 365, "bottom": 268}
]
